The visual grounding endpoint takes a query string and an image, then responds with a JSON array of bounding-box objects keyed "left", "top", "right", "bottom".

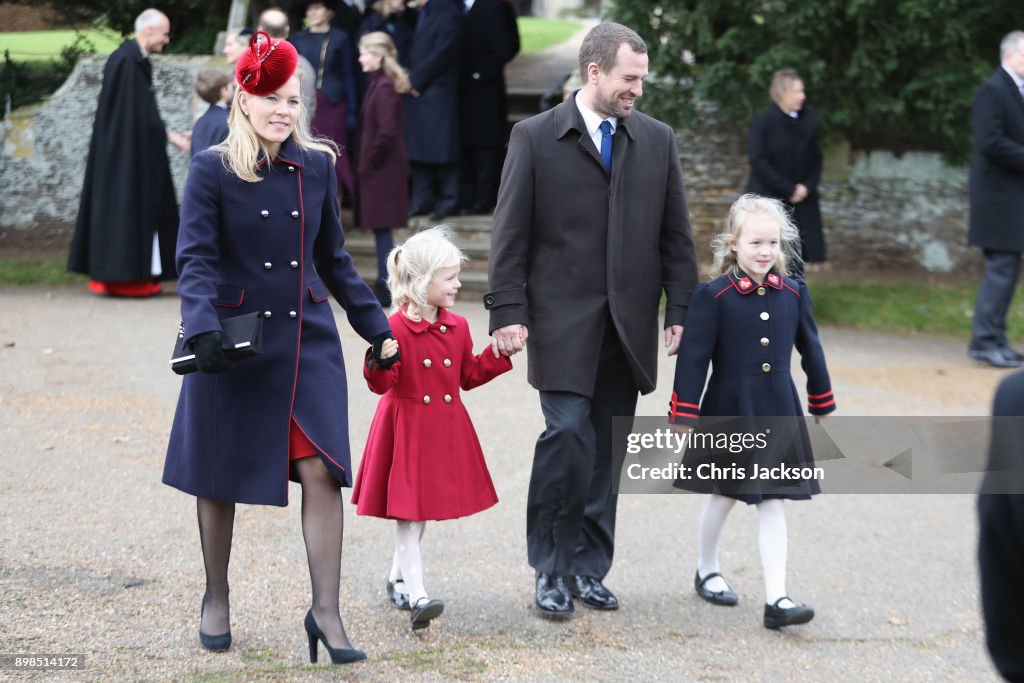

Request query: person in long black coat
[
  {"left": 457, "top": 0, "right": 520, "bottom": 214},
  {"left": 67, "top": 9, "right": 189, "bottom": 296},
  {"left": 163, "top": 33, "right": 396, "bottom": 663},
  {"left": 404, "top": 0, "right": 463, "bottom": 220},
  {"left": 746, "top": 68, "right": 824, "bottom": 271},
  {"left": 967, "top": 31, "right": 1024, "bottom": 369},
  {"left": 978, "top": 369, "right": 1024, "bottom": 680},
  {"left": 486, "top": 23, "right": 698, "bottom": 618}
]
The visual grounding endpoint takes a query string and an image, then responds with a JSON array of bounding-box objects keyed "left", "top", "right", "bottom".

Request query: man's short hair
[
  {"left": 578, "top": 22, "right": 646, "bottom": 81},
  {"left": 259, "top": 8, "right": 290, "bottom": 39},
  {"left": 1000, "top": 31, "right": 1024, "bottom": 60},
  {"left": 134, "top": 8, "right": 166, "bottom": 35},
  {"left": 769, "top": 68, "right": 802, "bottom": 105},
  {"left": 195, "top": 69, "right": 231, "bottom": 104}
]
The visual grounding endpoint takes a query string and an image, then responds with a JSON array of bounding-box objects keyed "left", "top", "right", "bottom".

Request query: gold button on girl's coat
[
  {"left": 760, "top": 312, "right": 770, "bottom": 321},
  {"left": 423, "top": 396, "right": 431, "bottom": 405},
  {"left": 762, "top": 363, "right": 771, "bottom": 372},
  {"left": 264, "top": 262, "right": 272, "bottom": 269},
  {"left": 443, "top": 359, "right": 452, "bottom": 367},
  {"left": 260, "top": 210, "right": 269, "bottom": 218},
  {"left": 761, "top": 337, "right": 769, "bottom": 346},
  {"left": 291, "top": 210, "right": 299, "bottom": 219},
  {"left": 444, "top": 394, "right": 452, "bottom": 404},
  {"left": 757, "top": 286, "right": 766, "bottom": 295},
  {"left": 423, "top": 359, "right": 432, "bottom": 368},
  {"left": 439, "top": 325, "right": 447, "bottom": 333}
]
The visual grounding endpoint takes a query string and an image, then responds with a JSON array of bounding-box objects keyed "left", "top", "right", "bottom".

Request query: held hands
[
  {"left": 191, "top": 331, "right": 236, "bottom": 374},
  {"left": 491, "top": 324, "right": 527, "bottom": 358},
  {"left": 665, "top": 324, "right": 683, "bottom": 356},
  {"left": 368, "top": 333, "right": 400, "bottom": 371},
  {"left": 789, "top": 183, "right": 808, "bottom": 204}
]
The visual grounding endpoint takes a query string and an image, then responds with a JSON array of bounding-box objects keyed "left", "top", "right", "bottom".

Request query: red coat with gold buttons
[{"left": 352, "top": 308, "right": 512, "bottom": 520}]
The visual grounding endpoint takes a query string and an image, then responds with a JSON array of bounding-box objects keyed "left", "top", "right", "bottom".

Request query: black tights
[{"left": 196, "top": 456, "right": 355, "bottom": 648}]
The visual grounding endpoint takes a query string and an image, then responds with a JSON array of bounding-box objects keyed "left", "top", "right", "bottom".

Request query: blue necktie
[{"left": 599, "top": 120, "right": 613, "bottom": 173}]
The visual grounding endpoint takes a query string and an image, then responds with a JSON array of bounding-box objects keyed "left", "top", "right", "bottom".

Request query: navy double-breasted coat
[
  {"left": 669, "top": 271, "right": 835, "bottom": 501},
  {"left": 163, "top": 139, "right": 390, "bottom": 506}
]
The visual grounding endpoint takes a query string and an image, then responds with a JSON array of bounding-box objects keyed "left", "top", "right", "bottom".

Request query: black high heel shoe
[
  {"left": 303, "top": 610, "right": 367, "bottom": 665},
  {"left": 198, "top": 597, "right": 231, "bottom": 652}
]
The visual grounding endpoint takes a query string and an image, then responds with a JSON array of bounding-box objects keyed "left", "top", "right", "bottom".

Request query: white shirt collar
[
  {"left": 465, "top": 0, "right": 476, "bottom": 10},
  {"left": 1002, "top": 64, "right": 1024, "bottom": 91},
  {"left": 574, "top": 90, "right": 617, "bottom": 137}
]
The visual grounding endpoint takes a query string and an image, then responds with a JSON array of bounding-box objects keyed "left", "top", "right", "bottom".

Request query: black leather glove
[
  {"left": 370, "top": 331, "right": 400, "bottom": 370},
  {"left": 191, "top": 330, "right": 236, "bottom": 374}
]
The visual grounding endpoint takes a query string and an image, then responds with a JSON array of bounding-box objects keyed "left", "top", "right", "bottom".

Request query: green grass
[
  {"left": 0, "top": 258, "right": 85, "bottom": 286},
  {"left": 0, "top": 29, "right": 122, "bottom": 61},
  {"left": 806, "top": 278, "right": 1024, "bottom": 338},
  {"left": 518, "top": 17, "right": 582, "bottom": 54}
]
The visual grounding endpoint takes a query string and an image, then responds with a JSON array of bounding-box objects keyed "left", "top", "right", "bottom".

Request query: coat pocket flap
[
  {"left": 308, "top": 280, "right": 330, "bottom": 303},
  {"left": 214, "top": 285, "right": 245, "bottom": 308}
]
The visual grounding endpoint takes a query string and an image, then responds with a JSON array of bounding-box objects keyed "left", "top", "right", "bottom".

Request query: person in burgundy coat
[
  {"left": 163, "top": 33, "right": 396, "bottom": 665},
  {"left": 352, "top": 227, "right": 512, "bottom": 630},
  {"left": 355, "top": 32, "right": 411, "bottom": 304}
]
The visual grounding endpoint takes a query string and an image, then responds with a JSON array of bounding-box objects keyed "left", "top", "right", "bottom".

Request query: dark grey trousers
[{"left": 971, "top": 249, "right": 1022, "bottom": 352}]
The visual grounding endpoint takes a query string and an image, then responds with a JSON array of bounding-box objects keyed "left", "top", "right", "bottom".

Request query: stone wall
[
  {"left": 0, "top": 53, "right": 216, "bottom": 238},
  {"left": 1, "top": 55, "right": 977, "bottom": 273}
]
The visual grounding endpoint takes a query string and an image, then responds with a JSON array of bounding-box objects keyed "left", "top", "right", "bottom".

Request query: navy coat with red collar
[
  {"left": 163, "top": 139, "right": 390, "bottom": 506},
  {"left": 669, "top": 270, "right": 835, "bottom": 425}
]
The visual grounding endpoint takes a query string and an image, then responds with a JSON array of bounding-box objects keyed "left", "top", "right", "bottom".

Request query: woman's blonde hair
[
  {"left": 358, "top": 31, "right": 411, "bottom": 94},
  {"left": 386, "top": 226, "right": 467, "bottom": 315},
  {"left": 216, "top": 69, "right": 337, "bottom": 183},
  {"left": 709, "top": 194, "right": 803, "bottom": 278}
]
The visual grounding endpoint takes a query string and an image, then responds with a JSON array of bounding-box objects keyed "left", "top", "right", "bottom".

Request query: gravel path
[{"left": 0, "top": 284, "right": 1008, "bottom": 681}]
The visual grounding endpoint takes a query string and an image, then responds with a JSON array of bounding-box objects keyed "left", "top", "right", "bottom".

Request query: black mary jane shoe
[
  {"left": 535, "top": 572, "right": 574, "bottom": 618},
  {"left": 304, "top": 610, "right": 367, "bottom": 664},
  {"left": 387, "top": 579, "right": 411, "bottom": 611},
  {"left": 763, "top": 597, "right": 815, "bottom": 629},
  {"left": 694, "top": 570, "right": 739, "bottom": 606},
  {"left": 198, "top": 597, "right": 231, "bottom": 652},
  {"left": 568, "top": 575, "right": 619, "bottom": 610},
  {"left": 410, "top": 598, "right": 445, "bottom": 631}
]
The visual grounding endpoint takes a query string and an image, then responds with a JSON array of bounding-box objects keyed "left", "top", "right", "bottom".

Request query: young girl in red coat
[
  {"left": 351, "top": 226, "right": 513, "bottom": 630},
  {"left": 669, "top": 194, "right": 835, "bottom": 629}
]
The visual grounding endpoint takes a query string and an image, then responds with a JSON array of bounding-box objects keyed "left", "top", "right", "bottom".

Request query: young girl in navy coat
[
  {"left": 669, "top": 194, "right": 835, "bottom": 629},
  {"left": 351, "top": 226, "right": 513, "bottom": 630}
]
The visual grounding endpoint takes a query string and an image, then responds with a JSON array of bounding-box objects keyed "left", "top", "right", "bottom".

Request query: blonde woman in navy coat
[
  {"left": 669, "top": 194, "right": 835, "bottom": 630},
  {"left": 163, "top": 33, "right": 396, "bottom": 665}
]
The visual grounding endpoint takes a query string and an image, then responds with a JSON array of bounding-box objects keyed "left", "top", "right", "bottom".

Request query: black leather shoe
[
  {"left": 1009, "top": 347, "right": 1024, "bottom": 362},
  {"left": 694, "top": 570, "right": 738, "bottom": 606},
  {"left": 535, "top": 572, "right": 574, "bottom": 618},
  {"left": 386, "top": 579, "right": 411, "bottom": 611},
  {"left": 969, "top": 348, "right": 1022, "bottom": 368},
  {"left": 410, "top": 598, "right": 445, "bottom": 630},
  {"left": 568, "top": 575, "right": 619, "bottom": 610},
  {"left": 198, "top": 597, "right": 231, "bottom": 652},
  {"left": 304, "top": 610, "right": 367, "bottom": 664},
  {"left": 763, "top": 597, "right": 814, "bottom": 629}
]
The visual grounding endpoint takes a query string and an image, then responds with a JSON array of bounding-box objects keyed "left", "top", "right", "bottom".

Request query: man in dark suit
[
  {"left": 978, "top": 369, "right": 1024, "bottom": 680},
  {"left": 404, "top": 0, "right": 463, "bottom": 221},
  {"left": 485, "top": 22, "right": 698, "bottom": 618},
  {"left": 968, "top": 31, "right": 1024, "bottom": 369},
  {"left": 458, "top": 0, "right": 520, "bottom": 214}
]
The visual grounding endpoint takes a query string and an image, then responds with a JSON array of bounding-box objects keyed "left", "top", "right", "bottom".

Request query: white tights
[
  {"left": 696, "top": 494, "right": 792, "bottom": 606},
  {"left": 389, "top": 520, "right": 428, "bottom": 606}
]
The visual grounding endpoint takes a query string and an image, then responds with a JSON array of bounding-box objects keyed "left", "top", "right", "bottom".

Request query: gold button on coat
[
  {"left": 762, "top": 362, "right": 771, "bottom": 372},
  {"left": 760, "top": 337, "right": 770, "bottom": 346},
  {"left": 422, "top": 396, "right": 431, "bottom": 405},
  {"left": 439, "top": 325, "right": 447, "bottom": 333},
  {"left": 444, "top": 394, "right": 452, "bottom": 404},
  {"left": 263, "top": 261, "right": 272, "bottom": 269},
  {"left": 263, "top": 311, "right": 272, "bottom": 318},
  {"left": 291, "top": 210, "right": 300, "bottom": 219},
  {"left": 423, "top": 359, "right": 432, "bottom": 368},
  {"left": 289, "top": 311, "right": 297, "bottom": 318},
  {"left": 290, "top": 260, "right": 299, "bottom": 268},
  {"left": 288, "top": 166, "right": 295, "bottom": 172},
  {"left": 760, "top": 312, "right": 770, "bottom": 321},
  {"left": 443, "top": 359, "right": 452, "bottom": 367},
  {"left": 757, "top": 286, "right": 766, "bottom": 295},
  {"left": 260, "top": 210, "right": 269, "bottom": 218}
]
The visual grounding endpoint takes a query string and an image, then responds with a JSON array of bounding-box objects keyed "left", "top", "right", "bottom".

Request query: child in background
[
  {"left": 351, "top": 226, "right": 513, "bottom": 630},
  {"left": 669, "top": 194, "right": 835, "bottom": 629},
  {"left": 191, "top": 69, "right": 231, "bottom": 156}
]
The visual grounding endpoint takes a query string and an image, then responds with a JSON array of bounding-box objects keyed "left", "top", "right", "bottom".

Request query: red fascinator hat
[{"left": 234, "top": 30, "right": 299, "bottom": 96}]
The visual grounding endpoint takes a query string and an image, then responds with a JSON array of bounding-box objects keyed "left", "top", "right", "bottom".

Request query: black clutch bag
[{"left": 170, "top": 311, "right": 264, "bottom": 375}]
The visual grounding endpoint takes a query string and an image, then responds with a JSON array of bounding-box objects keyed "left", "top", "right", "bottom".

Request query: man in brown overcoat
[{"left": 485, "top": 22, "right": 699, "bottom": 618}]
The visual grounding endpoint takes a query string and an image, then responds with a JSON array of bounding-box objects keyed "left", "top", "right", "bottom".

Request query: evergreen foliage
[{"left": 608, "top": 0, "right": 1017, "bottom": 162}]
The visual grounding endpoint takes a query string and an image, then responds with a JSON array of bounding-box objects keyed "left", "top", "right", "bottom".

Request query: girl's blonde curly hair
[{"left": 709, "top": 194, "right": 803, "bottom": 278}]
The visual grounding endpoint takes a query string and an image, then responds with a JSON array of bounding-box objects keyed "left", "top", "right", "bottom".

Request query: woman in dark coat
[
  {"left": 163, "top": 33, "right": 396, "bottom": 664},
  {"left": 289, "top": 2, "right": 359, "bottom": 204},
  {"left": 355, "top": 31, "right": 410, "bottom": 305},
  {"left": 746, "top": 69, "right": 825, "bottom": 272}
]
